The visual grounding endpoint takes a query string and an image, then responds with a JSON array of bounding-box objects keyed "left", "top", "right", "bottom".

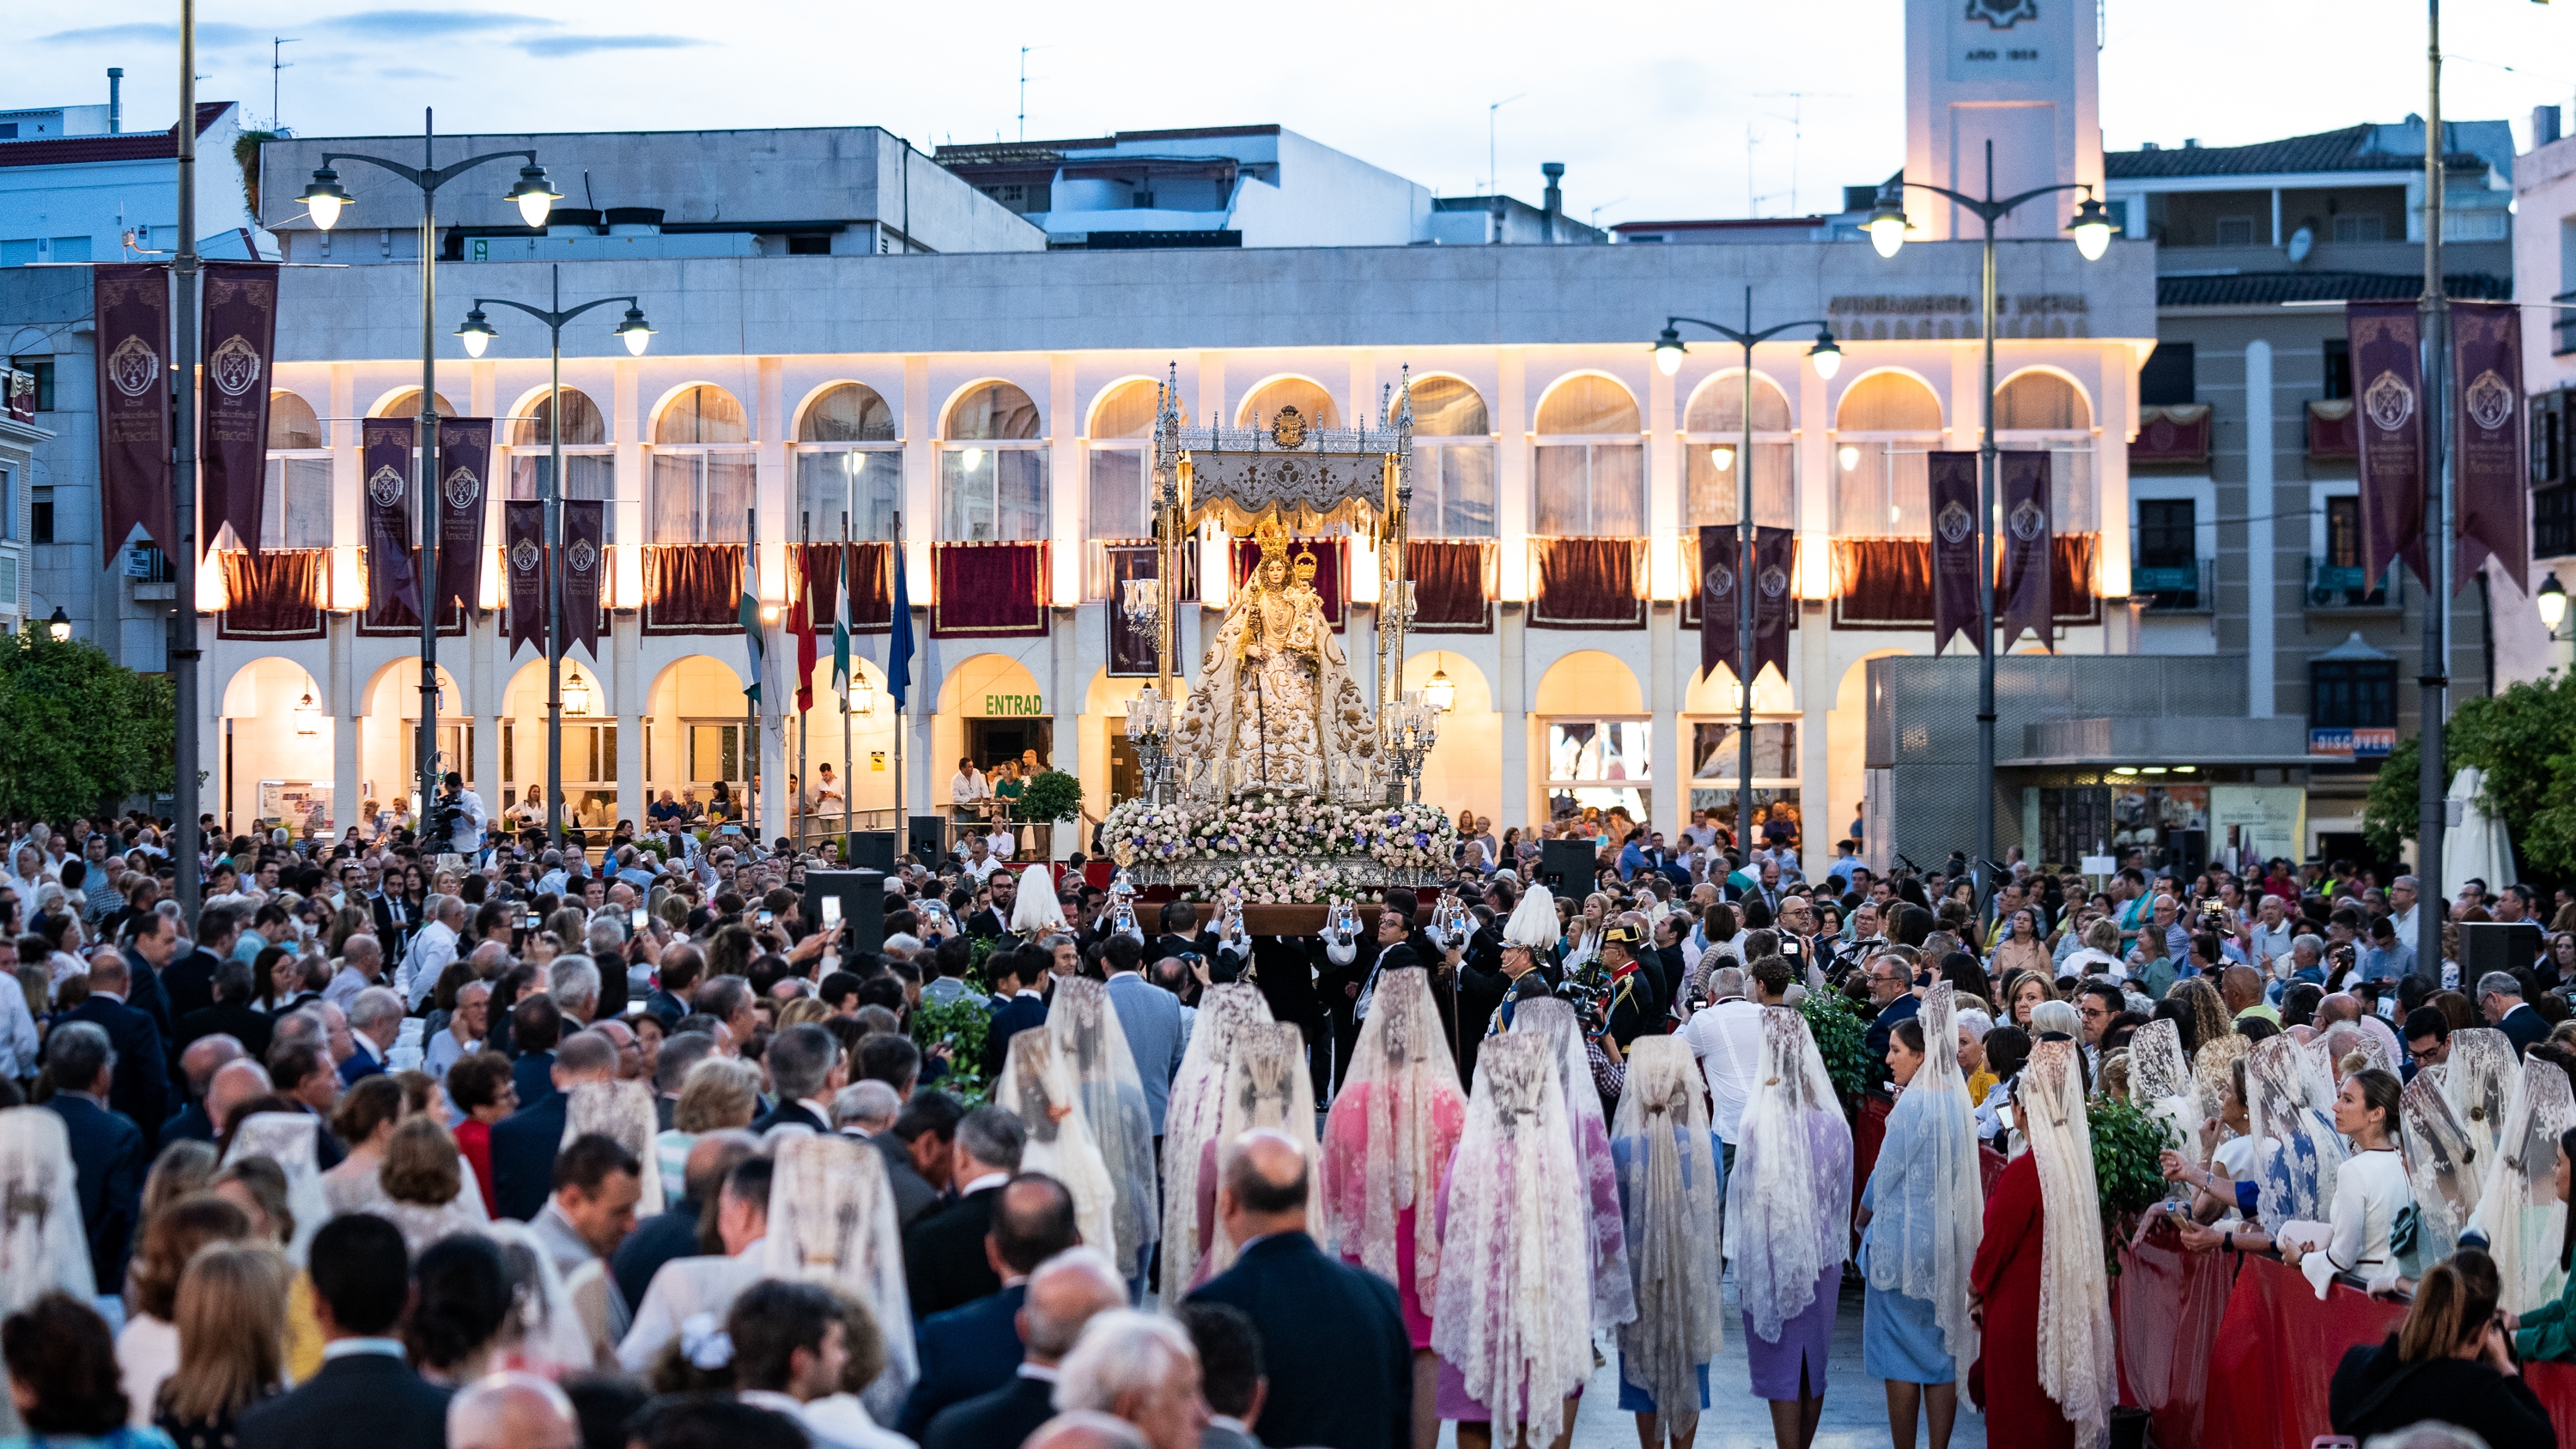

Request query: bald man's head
[
  {"left": 447, "top": 1373, "right": 578, "bottom": 1449},
  {"left": 1018, "top": 1247, "right": 1129, "bottom": 1366},
  {"left": 552, "top": 1028, "right": 617, "bottom": 1087},
  {"left": 2317, "top": 992, "right": 2361, "bottom": 1027},
  {"left": 1218, "top": 1128, "right": 1311, "bottom": 1232},
  {"left": 179, "top": 1034, "right": 244, "bottom": 1095},
  {"left": 1022, "top": 1413, "right": 1148, "bottom": 1449},
  {"left": 2220, "top": 965, "right": 2263, "bottom": 1009},
  {"left": 205, "top": 1058, "right": 273, "bottom": 1133}
]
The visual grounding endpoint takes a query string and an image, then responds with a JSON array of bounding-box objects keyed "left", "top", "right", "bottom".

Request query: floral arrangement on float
[{"left": 1101, "top": 793, "right": 1458, "bottom": 903}]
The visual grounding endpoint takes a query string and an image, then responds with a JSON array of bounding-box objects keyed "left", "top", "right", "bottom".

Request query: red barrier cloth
[
  {"left": 2112, "top": 1223, "right": 2239, "bottom": 1449},
  {"left": 2524, "top": 1361, "right": 2576, "bottom": 1444},
  {"left": 1852, "top": 1095, "right": 1891, "bottom": 1228},
  {"left": 1531, "top": 537, "right": 1643, "bottom": 629},
  {"left": 641, "top": 544, "right": 744, "bottom": 636},
  {"left": 931, "top": 542, "right": 1048, "bottom": 639},
  {"left": 1406, "top": 540, "right": 1491, "bottom": 634},
  {"left": 1978, "top": 1144, "right": 2008, "bottom": 1199},
  {"left": 2202, "top": 1255, "right": 2404, "bottom": 1449}
]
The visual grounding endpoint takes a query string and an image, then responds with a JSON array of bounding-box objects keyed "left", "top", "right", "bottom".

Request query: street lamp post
[
  {"left": 1654, "top": 288, "right": 1840, "bottom": 859},
  {"left": 454, "top": 264, "right": 653, "bottom": 853},
  {"left": 299, "top": 111, "right": 559, "bottom": 833},
  {"left": 1864, "top": 141, "right": 2111, "bottom": 906}
]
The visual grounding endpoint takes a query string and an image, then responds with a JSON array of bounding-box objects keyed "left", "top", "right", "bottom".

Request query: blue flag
[{"left": 886, "top": 543, "right": 914, "bottom": 711}]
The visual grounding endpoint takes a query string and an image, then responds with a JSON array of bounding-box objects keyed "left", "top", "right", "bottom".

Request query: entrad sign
[{"left": 981, "top": 694, "right": 1045, "bottom": 717}]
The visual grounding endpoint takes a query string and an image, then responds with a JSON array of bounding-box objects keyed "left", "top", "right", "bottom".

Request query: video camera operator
[{"left": 430, "top": 770, "right": 488, "bottom": 858}]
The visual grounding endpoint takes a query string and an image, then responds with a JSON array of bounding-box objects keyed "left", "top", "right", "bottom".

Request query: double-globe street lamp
[
  {"left": 454, "top": 264, "right": 654, "bottom": 851},
  {"left": 1863, "top": 141, "right": 2112, "bottom": 904},
  {"left": 1652, "top": 290, "right": 1841, "bottom": 851},
  {"left": 298, "top": 112, "right": 562, "bottom": 830}
]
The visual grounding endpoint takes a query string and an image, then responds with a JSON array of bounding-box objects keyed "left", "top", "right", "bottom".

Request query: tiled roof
[
  {"left": 2107, "top": 123, "right": 2487, "bottom": 180},
  {"left": 2158, "top": 270, "right": 2512, "bottom": 306},
  {"left": 0, "top": 103, "right": 232, "bottom": 170}
]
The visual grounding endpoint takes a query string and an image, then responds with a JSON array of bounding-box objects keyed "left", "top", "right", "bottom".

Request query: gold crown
[
  {"left": 1292, "top": 543, "right": 1319, "bottom": 585},
  {"left": 1251, "top": 512, "right": 1289, "bottom": 564}
]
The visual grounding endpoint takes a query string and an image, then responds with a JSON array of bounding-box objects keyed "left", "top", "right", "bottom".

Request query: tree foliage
[
  {"left": 0, "top": 634, "right": 175, "bottom": 821},
  {"left": 1018, "top": 768, "right": 1083, "bottom": 823},
  {"left": 2363, "top": 671, "right": 2576, "bottom": 876}
]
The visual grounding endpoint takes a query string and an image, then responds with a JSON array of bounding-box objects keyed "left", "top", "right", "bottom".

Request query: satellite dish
[{"left": 2287, "top": 225, "right": 2314, "bottom": 264}]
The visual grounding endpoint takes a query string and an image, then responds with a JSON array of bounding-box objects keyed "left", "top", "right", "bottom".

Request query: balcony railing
[
  {"left": 2134, "top": 557, "right": 2213, "bottom": 613},
  {"left": 2306, "top": 555, "right": 2404, "bottom": 610}
]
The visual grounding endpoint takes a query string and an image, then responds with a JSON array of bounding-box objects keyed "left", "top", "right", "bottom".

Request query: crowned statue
[{"left": 1174, "top": 512, "right": 1380, "bottom": 803}]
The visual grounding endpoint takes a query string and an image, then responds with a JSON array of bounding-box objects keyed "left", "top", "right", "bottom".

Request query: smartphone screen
[
  {"left": 820, "top": 897, "right": 841, "bottom": 926},
  {"left": 757, "top": 909, "right": 774, "bottom": 926},
  {"left": 720, "top": 824, "right": 742, "bottom": 837},
  {"left": 630, "top": 906, "right": 647, "bottom": 931},
  {"left": 522, "top": 912, "right": 540, "bottom": 931}
]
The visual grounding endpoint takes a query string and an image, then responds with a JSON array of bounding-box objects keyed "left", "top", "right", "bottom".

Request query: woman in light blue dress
[
  {"left": 1609, "top": 1037, "right": 1725, "bottom": 1449},
  {"left": 1856, "top": 983, "right": 1984, "bottom": 1449}
]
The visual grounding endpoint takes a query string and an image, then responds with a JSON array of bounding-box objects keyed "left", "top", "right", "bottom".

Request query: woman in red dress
[{"left": 1968, "top": 1040, "right": 2114, "bottom": 1449}]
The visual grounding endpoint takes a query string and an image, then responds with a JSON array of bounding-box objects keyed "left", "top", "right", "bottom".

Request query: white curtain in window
[
  {"left": 1087, "top": 447, "right": 1145, "bottom": 539},
  {"left": 794, "top": 450, "right": 902, "bottom": 541},
  {"left": 1686, "top": 443, "right": 1795, "bottom": 528},
  {"left": 940, "top": 448, "right": 1049, "bottom": 541},
  {"left": 260, "top": 458, "right": 333, "bottom": 549},
  {"left": 1419, "top": 443, "right": 1497, "bottom": 538}
]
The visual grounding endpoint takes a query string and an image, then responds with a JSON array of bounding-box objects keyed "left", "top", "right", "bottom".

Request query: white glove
[{"left": 1324, "top": 932, "right": 1357, "bottom": 967}]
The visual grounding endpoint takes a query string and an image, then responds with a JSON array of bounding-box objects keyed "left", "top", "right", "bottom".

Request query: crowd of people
[{"left": 0, "top": 797, "right": 2567, "bottom": 1449}]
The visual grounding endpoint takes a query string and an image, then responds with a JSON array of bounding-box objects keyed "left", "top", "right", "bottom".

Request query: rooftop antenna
[
  {"left": 1017, "top": 45, "right": 1052, "bottom": 142},
  {"left": 270, "top": 37, "right": 299, "bottom": 132},
  {"left": 1487, "top": 93, "right": 1525, "bottom": 197},
  {"left": 1753, "top": 91, "right": 1849, "bottom": 215}
]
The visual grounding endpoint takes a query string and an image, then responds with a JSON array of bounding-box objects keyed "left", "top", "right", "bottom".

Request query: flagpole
[
  {"left": 841, "top": 509, "right": 854, "bottom": 855},
  {"left": 795, "top": 508, "right": 808, "bottom": 854},
  {"left": 745, "top": 505, "right": 759, "bottom": 844},
  {"left": 893, "top": 508, "right": 907, "bottom": 858}
]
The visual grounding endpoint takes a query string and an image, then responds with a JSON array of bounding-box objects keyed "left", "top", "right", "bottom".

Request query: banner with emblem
[
  {"left": 2451, "top": 299, "right": 2526, "bottom": 594},
  {"left": 1751, "top": 524, "right": 1795, "bottom": 686},
  {"left": 2348, "top": 300, "right": 2428, "bottom": 590},
  {"left": 199, "top": 262, "right": 278, "bottom": 555},
  {"left": 1697, "top": 523, "right": 1742, "bottom": 681},
  {"left": 561, "top": 499, "right": 605, "bottom": 658},
  {"left": 434, "top": 418, "right": 492, "bottom": 611},
  {"left": 1929, "top": 451, "right": 1982, "bottom": 656},
  {"left": 504, "top": 501, "right": 545, "bottom": 656},
  {"left": 1999, "top": 451, "right": 2054, "bottom": 652},
  {"left": 90, "top": 264, "right": 175, "bottom": 565},
  {"left": 361, "top": 418, "right": 422, "bottom": 620}
]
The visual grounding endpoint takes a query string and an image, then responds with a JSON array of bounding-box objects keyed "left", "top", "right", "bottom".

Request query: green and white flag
[
  {"left": 739, "top": 544, "right": 764, "bottom": 706},
  {"left": 830, "top": 546, "right": 852, "bottom": 703}
]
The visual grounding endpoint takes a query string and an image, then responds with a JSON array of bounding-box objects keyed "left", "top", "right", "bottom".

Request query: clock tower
[{"left": 1903, "top": 0, "right": 2104, "bottom": 239}]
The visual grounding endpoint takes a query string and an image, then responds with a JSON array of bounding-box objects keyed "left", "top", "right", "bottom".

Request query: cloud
[
  {"left": 376, "top": 67, "right": 451, "bottom": 80},
  {"left": 42, "top": 21, "right": 262, "bottom": 45},
  {"left": 516, "top": 33, "right": 709, "bottom": 58},
  {"left": 324, "top": 10, "right": 557, "bottom": 39}
]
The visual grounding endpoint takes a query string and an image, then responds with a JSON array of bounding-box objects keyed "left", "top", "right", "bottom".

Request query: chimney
[
  {"left": 1541, "top": 161, "right": 1564, "bottom": 244},
  {"left": 107, "top": 68, "right": 123, "bottom": 133},
  {"left": 2537, "top": 105, "right": 2565, "bottom": 148}
]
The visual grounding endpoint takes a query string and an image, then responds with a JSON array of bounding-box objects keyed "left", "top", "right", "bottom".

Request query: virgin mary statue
[{"left": 1176, "top": 511, "right": 1378, "bottom": 802}]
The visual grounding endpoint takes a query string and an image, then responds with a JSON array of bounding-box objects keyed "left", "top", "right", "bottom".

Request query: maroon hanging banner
[
  {"left": 1999, "top": 451, "right": 2055, "bottom": 652},
  {"left": 361, "top": 418, "right": 422, "bottom": 620},
  {"left": 1105, "top": 544, "right": 1163, "bottom": 677},
  {"left": 91, "top": 264, "right": 175, "bottom": 565},
  {"left": 2452, "top": 299, "right": 2527, "bottom": 593},
  {"left": 1928, "top": 451, "right": 1982, "bottom": 656},
  {"left": 1750, "top": 525, "right": 1795, "bottom": 686},
  {"left": 1698, "top": 523, "right": 1744, "bottom": 681},
  {"left": 561, "top": 500, "right": 605, "bottom": 659},
  {"left": 199, "top": 262, "right": 278, "bottom": 555},
  {"left": 2348, "top": 300, "right": 2428, "bottom": 590},
  {"left": 504, "top": 500, "right": 545, "bottom": 657},
  {"left": 434, "top": 418, "right": 492, "bottom": 611}
]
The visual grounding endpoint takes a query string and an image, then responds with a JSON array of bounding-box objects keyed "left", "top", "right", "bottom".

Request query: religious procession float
[{"left": 1102, "top": 369, "right": 1458, "bottom": 906}]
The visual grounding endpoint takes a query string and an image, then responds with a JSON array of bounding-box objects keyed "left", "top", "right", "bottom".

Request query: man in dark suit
[
  {"left": 159, "top": 1034, "right": 246, "bottom": 1145},
  {"left": 118, "top": 909, "right": 181, "bottom": 1051},
  {"left": 161, "top": 903, "right": 240, "bottom": 1032},
  {"left": 490, "top": 1028, "right": 617, "bottom": 1221},
  {"left": 746, "top": 1022, "right": 838, "bottom": 1136},
  {"left": 508, "top": 994, "right": 563, "bottom": 1110},
  {"left": 980, "top": 952, "right": 1048, "bottom": 1082},
  {"left": 920, "top": 1244, "right": 1130, "bottom": 1449},
  {"left": 175, "top": 956, "right": 275, "bottom": 1064},
  {"left": 2480, "top": 971, "right": 2552, "bottom": 1058},
  {"left": 1147, "top": 900, "right": 1219, "bottom": 967},
  {"left": 64, "top": 949, "right": 170, "bottom": 1150},
  {"left": 369, "top": 880, "right": 415, "bottom": 956},
  {"left": 872, "top": 1090, "right": 962, "bottom": 1231},
  {"left": 897, "top": 1173, "right": 1081, "bottom": 1437},
  {"left": 903, "top": 1106, "right": 1027, "bottom": 1320},
  {"left": 237, "top": 1214, "right": 454, "bottom": 1449},
  {"left": 611, "top": 1130, "right": 756, "bottom": 1312},
  {"left": 43, "top": 1021, "right": 144, "bottom": 1291},
  {"left": 1189, "top": 1130, "right": 1412, "bottom": 1449}
]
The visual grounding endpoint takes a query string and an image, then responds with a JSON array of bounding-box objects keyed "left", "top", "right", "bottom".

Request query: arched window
[
  {"left": 793, "top": 384, "right": 901, "bottom": 543},
  {"left": 507, "top": 388, "right": 617, "bottom": 539},
  {"left": 1236, "top": 376, "right": 1340, "bottom": 433},
  {"left": 1831, "top": 373, "right": 1943, "bottom": 537},
  {"left": 1996, "top": 371, "right": 2097, "bottom": 531},
  {"left": 650, "top": 385, "right": 754, "bottom": 543},
  {"left": 939, "top": 381, "right": 1046, "bottom": 541},
  {"left": 1532, "top": 373, "right": 1643, "bottom": 537},
  {"left": 1392, "top": 377, "right": 1494, "bottom": 538},
  {"left": 262, "top": 390, "right": 331, "bottom": 549},
  {"left": 1684, "top": 372, "right": 1796, "bottom": 529},
  {"left": 1085, "top": 379, "right": 1185, "bottom": 546},
  {"left": 374, "top": 389, "right": 454, "bottom": 419}
]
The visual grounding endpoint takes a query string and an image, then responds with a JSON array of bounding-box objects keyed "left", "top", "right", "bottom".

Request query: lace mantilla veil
[
  {"left": 2245, "top": 1033, "right": 2347, "bottom": 1232},
  {"left": 1427, "top": 1033, "right": 1593, "bottom": 1446},
  {"left": 1508, "top": 997, "right": 1637, "bottom": 1333},
  {"left": 2443, "top": 1028, "right": 2518, "bottom": 1167},
  {"left": 763, "top": 1131, "right": 918, "bottom": 1419},
  {"left": 1873, "top": 982, "right": 1984, "bottom": 1368},
  {"left": 1321, "top": 966, "right": 1466, "bottom": 1320},
  {"left": 2475, "top": 1056, "right": 2576, "bottom": 1315},
  {"left": 564, "top": 1080, "right": 666, "bottom": 1215},
  {"left": 223, "top": 1111, "right": 332, "bottom": 1265},
  {"left": 1204, "top": 1022, "right": 1322, "bottom": 1280},
  {"left": 0, "top": 1107, "right": 94, "bottom": 1309},
  {"left": 1609, "top": 1037, "right": 1723, "bottom": 1444},
  {"left": 482, "top": 1218, "right": 593, "bottom": 1372},
  {"left": 2020, "top": 1039, "right": 2116, "bottom": 1443},
  {"left": 2398, "top": 1070, "right": 2483, "bottom": 1266},
  {"left": 1725, "top": 1007, "right": 1851, "bottom": 1342},
  {"left": 1158, "top": 982, "right": 1273, "bottom": 1310},
  {"left": 1046, "top": 977, "right": 1160, "bottom": 1281},
  {"left": 995, "top": 1027, "right": 1120, "bottom": 1258}
]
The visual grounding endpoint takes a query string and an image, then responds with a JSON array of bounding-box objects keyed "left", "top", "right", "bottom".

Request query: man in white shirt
[
  {"left": 322, "top": 934, "right": 388, "bottom": 1011},
  {"left": 434, "top": 771, "right": 489, "bottom": 856},
  {"left": 949, "top": 758, "right": 988, "bottom": 827},
  {"left": 959, "top": 834, "right": 1005, "bottom": 886},
  {"left": 1681, "top": 966, "right": 1765, "bottom": 1166},
  {"left": 2387, "top": 874, "right": 2421, "bottom": 951},
  {"left": 425, "top": 980, "right": 489, "bottom": 1079},
  {"left": 620, "top": 1153, "right": 773, "bottom": 1372},
  {"left": 397, "top": 896, "right": 465, "bottom": 1009},
  {"left": 2247, "top": 894, "right": 2295, "bottom": 973}
]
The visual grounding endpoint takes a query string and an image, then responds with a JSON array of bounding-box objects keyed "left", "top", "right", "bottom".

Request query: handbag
[{"left": 2389, "top": 1199, "right": 2426, "bottom": 1280}]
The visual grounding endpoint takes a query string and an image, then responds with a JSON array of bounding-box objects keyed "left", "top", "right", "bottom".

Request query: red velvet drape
[
  {"left": 641, "top": 544, "right": 744, "bottom": 637},
  {"left": 1405, "top": 540, "right": 1491, "bottom": 634},
  {"left": 931, "top": 541, "right": 1048, "bottom": 639},
  {"left": 216, "top": 549, "right": 327, "bottom": 641},
  {"left": 1530, "top": 537, "right": 1643, "bottom": 629}
]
